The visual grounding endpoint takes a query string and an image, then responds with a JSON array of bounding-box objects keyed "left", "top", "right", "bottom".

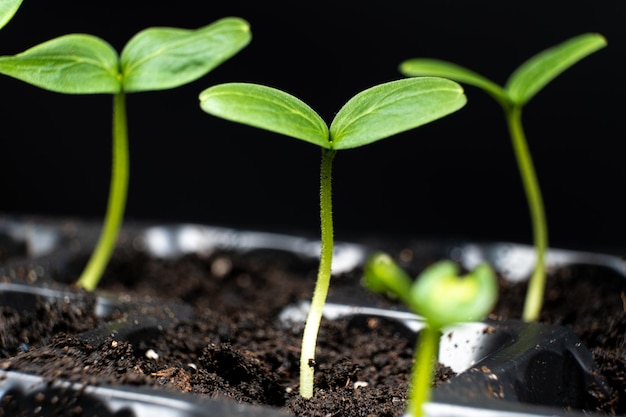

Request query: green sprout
[
  {"left": 0, "top": 0, "right": 22, "bottom": 30},
  {"left": 0, "top": 17, "right": 251, "bottom": 291},
  {"left": 364, "top": 253, "right": 498, "bottom": 417},
  {"left": 198, "top": 78, "right": 467, "bottom": 398},
  {"left": 399, "top": 33, "right": 607, "bottom": 322}
]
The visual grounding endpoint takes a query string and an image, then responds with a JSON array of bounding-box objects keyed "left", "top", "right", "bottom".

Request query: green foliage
[
  {"left": 200, "top": 77, "right": 466, "bottom": 399},
  {"left": 0, "top": 0, "right": 22, "bottom": 30},
  {"left": 364, "top": 253, "right": 498, "bottom": 329},
  {"left": 400, "top": 33, "right": 606, "bottom": 107},
  {"left": 399, "top": 33, "right": 607, "bottom": 322},
  {"left": 505, "top": 33, "right": 607, "bottom": 106},
  {"left": 329, "top": 78, "right": 466, "bottom": 149},
  {"left": 0, "top": 34, "right": 120, "bottom": 93},
  {"left": 200, "top": 82, "right": 329, "bottom": 147},
  {"left": 408, "top": 260, "right": 498, "bottom": 329},
  {"left": 0, "top": 17, "right": 251, "bottom": 94},
  {"left": 362, "top": 252, "right": 413, "bottom": 305},
  {"left": 364, "top": 253, "right": 498, "bottom": 417},
  {"left": 121, "top": 19, "right": 251, "bottom": 92},
  {"left": 0, "top": 17, "right": 251, "bottom": 292},
  {"left": 200, "top": 78, "right": 466, "bottom": 149},
  {"left": 400, "top": 58, "right": 507, "bottom": 105}
]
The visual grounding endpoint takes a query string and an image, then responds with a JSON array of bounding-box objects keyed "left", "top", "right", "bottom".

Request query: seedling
[
  {"left": 0, "top": 0, "right": 22, "bottom": 30},
  {"left": 199, "top": 78, "right": 467, "bottom": 398},
  {"left": 363, "top": 253, "right": 498, "bottom": 417},
  {"left": 0, "top": 17, "right": 251, "bottom": 290},
  {"left": 399, "top": 33, "right": 607, "bottom": 321}
]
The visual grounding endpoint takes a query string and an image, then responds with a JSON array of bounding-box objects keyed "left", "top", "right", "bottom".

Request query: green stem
[
  {"left": 299, "top": 147, "right": 336, "bottom": 399},
  {"left": 76, "top": 92, "right": 129, "bottom": 291},
  {"left": 506, "top": 106, "right": 548, "bottom": 322},
  {"left": 408, "top": 325, "right": 440, "bottom": 417}
]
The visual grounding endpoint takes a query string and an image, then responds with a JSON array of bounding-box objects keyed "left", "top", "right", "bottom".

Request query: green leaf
[
  {"left": 410, "top": 261, "right": 498, "bottom": 329},
  {"left": 199, "top": 82, "right": 329, "bottom": 148},
  {"left": 506, "top": 33, "right": 607, "bottom": 106},
  {"left": 363, "top": 252, "right": 414, "bottom": 306},
  {"left": 0, "top": 34, "right": 120, "bottom": 94},
  {"left": 329, "top": 77, "right": 466, "bottom": 150},
  {"left": 399, "top": 58, "right": 508, "bottom": 104},
  {"left": 121, "top": 17, "right": 251, "bottom": 92},
  {"left": 0, "top": 0, "right": 22, "bottom": 30}
]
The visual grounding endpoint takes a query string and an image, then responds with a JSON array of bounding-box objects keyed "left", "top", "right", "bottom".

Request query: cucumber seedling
[
  {"left": 399, "top": 33, "right": 607, "bottom": 321},
  {"left": 364, "top": 253, "right": 498, "bottom": 417},
  {"left": 0, "top": 17, "right": 251, "bottom": 290},
  {"left": 199, "top": 77, "right": 466, "bottom": 398}
]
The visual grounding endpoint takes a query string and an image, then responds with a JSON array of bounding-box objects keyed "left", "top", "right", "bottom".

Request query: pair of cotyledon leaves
[
  {"left": 0, "top": 16, "right": 251, "bottom": 94},
  {"left": 200, "top": 78, "right": 467, "bottom": 150},
  {"left": 399, "top": 32, "right": 606, "bottom": 108}
]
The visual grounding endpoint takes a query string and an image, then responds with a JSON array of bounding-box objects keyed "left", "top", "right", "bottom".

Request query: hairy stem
[
  {"left": 76, "top": 92, "right": 128, "bottom": 291},
  {"left": 506, "top": 106, "right": 548, "bottom": 322},
  {"left": 299, "top": 147, "right": 336, "bottom": 399},
  {"left": 408, "top": 326, "right": 439, "bottom": 417}
]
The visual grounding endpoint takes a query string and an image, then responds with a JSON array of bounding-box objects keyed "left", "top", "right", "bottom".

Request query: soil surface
[{"left": 1, "top": 231, "right": 626, "bottom": 416}]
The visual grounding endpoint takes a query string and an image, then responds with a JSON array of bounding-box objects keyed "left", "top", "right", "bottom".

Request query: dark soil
[{"left": 1, "top": 234, "right": 626, "bottom": 416}]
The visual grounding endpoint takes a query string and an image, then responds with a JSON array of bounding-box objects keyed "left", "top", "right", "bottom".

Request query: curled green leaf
[
  {"left": 363, "top": 252, "right": 414, "bottom": 305},
  {"left": 121, "top": 17, "right": 251, "bottom": 92},
  {"left": 0, "top": 34, "right": 120, "bottom": 94},
  {"left": 363, "top": 254, "right": 498, "bottom": 329},
  {"left": 330, "top": 77, "right": 466, "bottom": 150},
  {"left": 411, "top": 260, "right": 498, "bottom": 329},
  {"left": 199, "top": 82, "right": 330, "bottom": 148}
]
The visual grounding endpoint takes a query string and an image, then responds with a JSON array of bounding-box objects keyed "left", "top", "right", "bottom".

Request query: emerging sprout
[
  {"left": 399, "top": 33, "right": 607, "bottom": 321},
  {"left": 0, "top": 17, "right": 251, "bottom": 290},
  {"left": 199, "top": 78, "right": 467, "bottom": 398},
  {"left": 364, "top": 253, "right": 498, "bottom": 417}
]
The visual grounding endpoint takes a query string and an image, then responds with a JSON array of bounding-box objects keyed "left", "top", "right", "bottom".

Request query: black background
[{"left": 1, "top": 1, "right": 624, "bottom": 249}]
